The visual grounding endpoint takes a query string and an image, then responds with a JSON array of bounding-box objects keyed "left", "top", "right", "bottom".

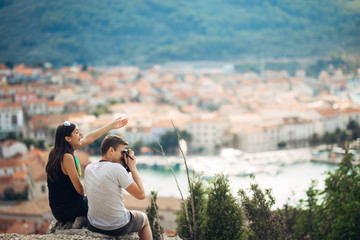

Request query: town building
[
  {"left": 0, "top": 103, "right": 24, "bottom": 138},
  {"left": 186, "top": 113, "right": 225, "bottom": 154}
]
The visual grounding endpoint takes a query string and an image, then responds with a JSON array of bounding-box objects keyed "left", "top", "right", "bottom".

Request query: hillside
[{"left": 0, "top": 0, "right": 359, "bottom": 66}]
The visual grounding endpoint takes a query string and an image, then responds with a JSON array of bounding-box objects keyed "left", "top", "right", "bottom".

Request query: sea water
[{"left": 89, "top": 155, "right": 337, "bottom": 208}]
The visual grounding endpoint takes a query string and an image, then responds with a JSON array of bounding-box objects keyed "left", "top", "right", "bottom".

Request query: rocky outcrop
[
  {"left": 0, "top": 233, "right": 138, "bottom": 240},
  {"left": 45, "top": 217, "right": 139, "bottom": 239},
  {"left": 0, "top": 217, "right": 182, "bottom": 239}
]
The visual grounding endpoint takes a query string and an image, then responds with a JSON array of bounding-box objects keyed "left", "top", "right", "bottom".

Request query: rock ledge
[{"left": 0, "top": 218, "right": 181, "bottom": 240}]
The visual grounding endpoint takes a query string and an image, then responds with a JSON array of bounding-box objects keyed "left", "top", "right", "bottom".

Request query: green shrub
[
  {"left": 204, "top": 173, "right": 244, "bottom": 240},
  {"left": 146, "top": 191, "right": 164, "bottom": 240},
  {"left": 176, "top": 175, "right": 207, "bottom": 240}
]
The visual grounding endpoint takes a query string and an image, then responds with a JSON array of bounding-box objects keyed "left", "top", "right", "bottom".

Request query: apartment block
[{"left": 0, "top": 103, "right": 24, "bottom": 138}]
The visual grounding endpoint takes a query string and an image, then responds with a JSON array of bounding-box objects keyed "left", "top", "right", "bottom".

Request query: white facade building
[
  {"left": 1, "top": 140, "right": 28, "bottom": 159},
  {"left": 24, "top": 99, "right": 48, "bottom": 117},
  {"left": 316, "top": 109, "right": 341, "bottom": 134},
  {"left": 279, "top": 117, "right": 315, "bottom": 148},
  {"left": 0, "top": 103, "right": 24, "bottom": 137},
  {"left": 238, "top": 117, "right": 315, "bottom": 153},
  {"left": 186, "top": 114, "right": 225, "bottom": 154},
  {"left": 339, "top": 108, "right": 360, "bottom": 130},
  {"left": 125, "top": 127, "right": 153, "bottom": 145}
]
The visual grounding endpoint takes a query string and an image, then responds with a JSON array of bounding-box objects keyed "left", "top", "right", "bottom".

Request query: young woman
[{"left": 46, "top": 116, "right": 128, "bottom": 222}]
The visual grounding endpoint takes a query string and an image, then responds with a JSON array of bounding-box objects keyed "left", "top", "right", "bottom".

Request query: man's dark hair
[{"left": 101, "top": 135, "right": 128, "bottom": 156}]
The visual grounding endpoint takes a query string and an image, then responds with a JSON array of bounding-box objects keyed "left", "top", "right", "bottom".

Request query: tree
[
  {"left": 159, "top": 130, "right": 192, "bottom": 155},
  {"left": 159, "top": 131, "right": 178, "bottom": 154},
  {"left": 146, "top": 191, "right": 164, "bottom": 240},
  {"left": 129, "top": 141, "right": 143, "bottom": 155},
  {"left": 3, "top": 187, "right": 16, "bottom": 200},
  {"left": 92, "top": 105, "right": 110, "bottom": 117},
  {"left": 318, "top": 151, "right": 360, "bottom": 239},
  {"left": 279, "top": 204, "right": 300, "bottom": 238},
  {"left": 20, "top": 139, "right": 35, "bottom": 150},
  {"left": 292, "top": 181, "right": 321, "bottom": 240},
  {"left": 3, "top": 186, "right": 28, "bottom": 200},
  {"left": 36, "top": 140, "right": 45, "bottom": 149},
  {"left": 148, "top": 141, "right": 162, "bottom": 155},
  {"left": 87, "top": 134, "right": 107, "bottom": 155},
  {"left": 176, "top": 175, "right": 207, "bottom": 240},
  {"left": 5, "top": 131, "right": 16, "bottom": 140},
  {"left": 204, "top": 173, "right": 244, "bottom": 240},
  {"left": 239, "top": 174, "right": 288, "bottom": 240},
  {"left": 309, "top": 133, "right": 320, "bottom": 147},
  {"left": 293, "top": 150, "right": 360, "bottom": 239},
  {"left": 278, "top": 141, "right": 287, "bottom": 148},
  {"left": 347, "top": 119, "right": 358, "bottom": 131}
]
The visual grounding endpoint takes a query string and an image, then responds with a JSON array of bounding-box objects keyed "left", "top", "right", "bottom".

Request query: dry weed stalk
[
  {"left": 153, "top": 120, "right": 198, "bottom": 240},
  {"left": 154, "top": 141, "right": 194, "bottom": 238},
  {"left": 171, "top": 120, "right": 197, "bottom": 240}
]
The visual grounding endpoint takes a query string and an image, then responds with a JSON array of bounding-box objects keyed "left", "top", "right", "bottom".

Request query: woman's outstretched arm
[{"left": 75, "top": 116, "right": 128, "bottom": 150}]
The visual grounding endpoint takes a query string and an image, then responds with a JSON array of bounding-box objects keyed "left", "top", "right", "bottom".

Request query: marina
[
  {"left": 310, "top": 145, "right": 360, "bottom": 165},
  {"left": 134, "top": 148, "right": 313, "bottom": 178},
  {"left": 90, "top": 147, "right": 338, "bottom": 208}
]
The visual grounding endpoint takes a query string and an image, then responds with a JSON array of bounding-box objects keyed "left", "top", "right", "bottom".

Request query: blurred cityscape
[{"left": 1, "top": 61, "right": 360, "bottom": 234}]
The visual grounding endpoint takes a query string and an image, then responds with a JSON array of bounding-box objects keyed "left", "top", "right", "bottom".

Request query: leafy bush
[
  {"left": 239, "top": 174, "right": 288, "bottom": 240},
  {"left": 176, "top": 175, "right": 207, "bottom": 240},
  {"left": 146, "top": 191, "right": 164, "bottom": 240},
  {"left": 293, "top": 151, "right": 360, "bottom": 239},
  {"left": 204, "top": 173, "right": 245, "bottom": 240}
]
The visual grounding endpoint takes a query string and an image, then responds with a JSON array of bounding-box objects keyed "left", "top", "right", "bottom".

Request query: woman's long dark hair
[{"left": 46, "top": 122, "right": 76, "bottom": 182}]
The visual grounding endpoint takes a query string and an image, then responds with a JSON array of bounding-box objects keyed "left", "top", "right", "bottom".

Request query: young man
[{"left": 85, "top": 135, "right": 152, "bottom": 240}]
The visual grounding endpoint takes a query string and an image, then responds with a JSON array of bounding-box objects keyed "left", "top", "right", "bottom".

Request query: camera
[{"left": 121, "top": 149, "right": 133, "bottom": 172}]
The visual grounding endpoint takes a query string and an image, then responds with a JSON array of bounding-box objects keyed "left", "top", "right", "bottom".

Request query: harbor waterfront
[{"left": 90, "top": 148, "right": 338, "bottom": 208}]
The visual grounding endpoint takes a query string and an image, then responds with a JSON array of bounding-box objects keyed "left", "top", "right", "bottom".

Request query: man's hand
[
  {"left": 124, "top": 149, "right": 145, "bottom": 200},
  {"left": 111, "top": 116, "right": 128, "bottom": 129},
  {"left": 126, "top": 149, "right": 137, "bottom": 170}
]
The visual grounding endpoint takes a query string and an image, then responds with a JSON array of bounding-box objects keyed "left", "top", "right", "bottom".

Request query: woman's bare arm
[{"left": 62, "top": 153, "right": 85, "bottom": 196}]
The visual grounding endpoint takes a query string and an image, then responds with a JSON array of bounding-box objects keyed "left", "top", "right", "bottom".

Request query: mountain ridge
[{"left": 0, "top": 0, "right": 359, "bottom": 66}]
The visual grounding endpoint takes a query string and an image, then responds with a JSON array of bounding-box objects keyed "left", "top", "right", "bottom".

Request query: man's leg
[{"left": 138, "top": 212, "right": 152, "bottom": 240}]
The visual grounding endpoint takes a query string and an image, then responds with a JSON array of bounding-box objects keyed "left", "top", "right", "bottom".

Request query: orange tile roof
[
  {"left": 47, "top": 100, "right": 64, "bottom": 107},
  {"left": 269, "top": 77, "right": 289, "bottom": 83},
  {"left": 38, "top": 219, "right": 51, "bottom": 234},
  {"left": 0, "top": 102, "right": 22, "bottom": 108},
  {"left": 190, "top": 116, "right": 221, "bottom": 123},
  {"left": 77, "top": 71, "right": 94, "bottom": 81},
  {"left": 14, "top": 64, "right": 34, "bottom": 76},
  {"left": 68, "top": 112, "right": 88, "bottom": 119},
  {"left": 0, "top": 196, "right": 50, "bottom": 216},
  {"left": 14, "top": 92, "right": 37, "bottom": 97},
  {"left": 0, "top": 219, "right": 16, "bottom": 233},
  {"left": 6, "top": 221, "right": 36, "bottom": 234},
  {"left": 25, "top": 98, "right": 47, "bottom": 104},
  {"left": 181, "top": 105, "right": 197, "bottom": 113},
  {"left": 316, "top": 108, "right": 338, "bottom": 117},
  {"left": 28, "top": 82, "right": 45, "bottom": 88},
  {"left": 153, "top": 120, "right": 173, "bottom": 128},
  {"left": 12, "top": 171, "right": 27, "bottom": 180},
  {"left": 28, "top": 115, "right": 48, "bottom": 124},
  {"left": 0, "top": 63, "right": 10, "bottom": 70},
  {"left": 341, "top": 108, "right": 360, "bottom": 115},
  {"left": 22, "top": 149, "right": 48, "bottom": 181},
  {"left": 0, "top": 155, "right": 23, "bottom": 168}
]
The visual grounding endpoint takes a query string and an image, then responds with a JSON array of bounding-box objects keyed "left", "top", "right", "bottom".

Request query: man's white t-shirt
[{"left": 85, "top": 161, "right": 134, "bottom": 230}]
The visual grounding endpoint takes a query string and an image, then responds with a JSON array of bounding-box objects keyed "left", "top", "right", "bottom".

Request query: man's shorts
[{"left": 87, "top": 210, "right": 145, "bottom": 236}]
